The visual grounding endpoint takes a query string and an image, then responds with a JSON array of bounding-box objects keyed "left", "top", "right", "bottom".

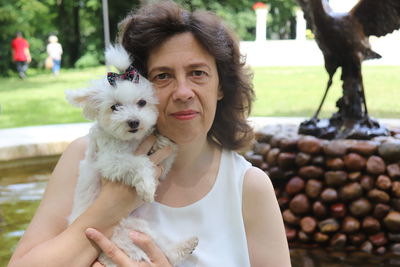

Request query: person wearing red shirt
[{"left": 11, "top": 32, "right": 31, "bottom": 79}]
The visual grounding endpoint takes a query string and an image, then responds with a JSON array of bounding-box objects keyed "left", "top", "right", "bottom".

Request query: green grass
[
  {"left": 0, "top": 67, "right": 106, "bottom": 128},
  {"left": 0, "top": 65, "right": 399, "bottom": 129},
  {"left": 251, "top": 65, "right": 400, "bottom": 118}
]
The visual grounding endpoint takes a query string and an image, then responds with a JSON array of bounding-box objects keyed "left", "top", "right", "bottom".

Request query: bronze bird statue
[{"left": 296, "top": 0, "right": 400, "bottom": 139}]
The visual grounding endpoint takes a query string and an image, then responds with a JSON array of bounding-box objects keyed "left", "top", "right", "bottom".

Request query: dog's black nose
[{"left": 128, "top": 120, "right": 140, "bottom": 129}]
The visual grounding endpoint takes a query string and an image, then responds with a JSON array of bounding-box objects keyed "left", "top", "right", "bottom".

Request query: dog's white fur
[
  {"left": 105, "top": 44, "right": 132, "bottom": 71},
  {"left": 65, "top": 45, "right": 198, "bottom": 266}
]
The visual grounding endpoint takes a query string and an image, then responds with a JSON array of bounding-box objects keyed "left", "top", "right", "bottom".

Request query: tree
[
  {"left": 0, "top": 0, "right": 55, "bottom": 75},
  {"left": 267, "top": 0, "right": 297, "bottom": 40},
  {"left": 0, "top": 0, "right": 297, "bottom": 76}
]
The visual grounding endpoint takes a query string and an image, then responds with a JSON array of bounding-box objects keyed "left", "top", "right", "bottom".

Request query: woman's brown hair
[{"left": 119, "top": 1, "right": 255, "bottom": 150}]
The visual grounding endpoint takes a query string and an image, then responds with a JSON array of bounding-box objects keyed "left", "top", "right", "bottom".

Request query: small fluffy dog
[{"left": 65, "top": 45, "right": 198, "bottom": 266}]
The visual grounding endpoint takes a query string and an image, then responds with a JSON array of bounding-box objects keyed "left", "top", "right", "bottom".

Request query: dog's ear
[
  {"left": 65, "top": 87, "right": 99, "bottom": 120},
  {"left": 65, "top": 89, "right": 91, "bottom": 106}
]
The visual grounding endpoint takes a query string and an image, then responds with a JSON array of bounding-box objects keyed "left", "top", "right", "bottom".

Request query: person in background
[
  {"left": 46, "top": 35, "right": 63, "bottom": 76},
  {"left": 11, "top": 32, "right": 31, "bottom": 79}
]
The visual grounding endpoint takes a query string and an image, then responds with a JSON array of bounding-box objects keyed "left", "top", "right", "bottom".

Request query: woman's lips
[{"left": 170, "top": 110, "right": 199, "bottom": 120}]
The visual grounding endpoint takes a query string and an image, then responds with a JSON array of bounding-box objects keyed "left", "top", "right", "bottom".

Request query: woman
[
  {"left": 46, "top": 35, "right": 63, "bottom": 76},
  {"left": 8, "top": 2, "right": 290, "bottom": 266}
]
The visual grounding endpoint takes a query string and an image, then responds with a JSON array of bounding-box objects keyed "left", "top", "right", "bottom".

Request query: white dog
[{"left": 65, "top": 45, "right": 198, "bottom": 266}]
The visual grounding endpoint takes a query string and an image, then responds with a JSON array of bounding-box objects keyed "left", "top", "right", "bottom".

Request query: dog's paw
[
  {"left": 165, "top": 236, "right": 199, "bottom": 265},
  {"left": 183, "top": 236, "right": 199, "bottom": 255},
  {"left": 136, "top": 184, "right": 156, "bottom": 202},
  {"left": 96, "top": 152, "right": 159, "bottom": 202},
  {"left": 134, "top": 169, "right": 157, "bottom": 202}
]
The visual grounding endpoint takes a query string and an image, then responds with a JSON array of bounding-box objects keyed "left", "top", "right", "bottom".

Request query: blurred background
[{"left": 0, "top": 0, "right": 299, "bottom": 76}]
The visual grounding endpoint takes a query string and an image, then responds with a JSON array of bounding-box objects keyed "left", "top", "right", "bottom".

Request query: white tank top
[{"left": 133, "top": 149, "right": 252, "bottom": 266}]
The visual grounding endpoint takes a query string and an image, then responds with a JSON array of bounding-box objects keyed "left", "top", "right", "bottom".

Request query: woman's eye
[
  {"left": 111, "top": 103, "right": 122, "bottom": 111},
  {"left": 192, "top": 70, "right": 206, "bottom": 77},
  {"left": 137, "top": 99, "right": 147, "bottom": 107},
  {"left": 155, "top": 73, "right": 170, "bottom": 80}
]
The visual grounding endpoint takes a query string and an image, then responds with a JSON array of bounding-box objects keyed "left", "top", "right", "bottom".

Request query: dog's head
[{"left": 66, "top": 76, "right": 159, "bottom": 141}]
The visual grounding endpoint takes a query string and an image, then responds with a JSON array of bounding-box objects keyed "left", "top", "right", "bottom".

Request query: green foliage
[
  {"left": 0, "top": 0, "right": 55, "bottom": 75},
  {"left": 175, "top": 0, "right": 297, "bottom": 41},
  {"left": 208, "top": 2, "right": 256, "bottom": 41},
  {"left": 0, "top": 0, "right": 298, "bottom": 76},
  {"left": 267, "top": 0, "right": 297, "bottom": 39},
  {"left": 108, "top": 1, "right": 141, "bottom": 41},
  {"left": 175, "top": 0, "right": 257, "bottom": 40},
  {"left": 74, "top": 51, "right": 102, "bottom": 68}
]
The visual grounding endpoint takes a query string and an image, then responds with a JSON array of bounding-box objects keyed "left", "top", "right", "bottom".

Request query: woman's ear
[{"left": 217, "top": 85, "right": 224, "bottom": 100}]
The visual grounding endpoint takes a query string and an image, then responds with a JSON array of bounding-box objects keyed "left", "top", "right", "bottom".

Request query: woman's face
[{"left": 147, "top": 33, "right": 223, "bottom": 145}]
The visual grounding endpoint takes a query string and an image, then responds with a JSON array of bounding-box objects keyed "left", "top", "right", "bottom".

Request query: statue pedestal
[
  {"left": 299, "top": 116, "right": 390, "bottom": 140},
  {"left": 246, "top": 123, "right": 400, "bottom": 254}
]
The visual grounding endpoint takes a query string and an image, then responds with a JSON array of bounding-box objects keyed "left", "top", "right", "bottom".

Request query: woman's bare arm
[
  {"left": 243, "top": 167, "right": 291, "bottom": 267},
  {"left": 8, "top": 137, "right": 141, "bottom": 267}
]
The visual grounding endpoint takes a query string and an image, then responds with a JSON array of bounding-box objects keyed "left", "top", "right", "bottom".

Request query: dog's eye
[
  {"left": 137, "top": 100, "right": 147, "bottom": 107},
  {"left": 111, "top": 103, "right": 122, "bottom": 111}
]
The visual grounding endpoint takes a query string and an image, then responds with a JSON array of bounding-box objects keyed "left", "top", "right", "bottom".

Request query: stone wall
[{"left": 245, "top": 124, "right": 400, "bottom": 254}]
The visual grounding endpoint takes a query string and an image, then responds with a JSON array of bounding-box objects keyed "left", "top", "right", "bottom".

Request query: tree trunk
[
  {"left": 71, "top": 2, "right": 81, "bottom": 64},
  {"left": 57, "top": 0, "right": 81, "bottom": 67}
]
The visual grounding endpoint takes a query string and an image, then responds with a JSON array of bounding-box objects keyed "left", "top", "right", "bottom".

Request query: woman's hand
[{"left": 86, "top": 228, "right": 172, "bottom": 267}]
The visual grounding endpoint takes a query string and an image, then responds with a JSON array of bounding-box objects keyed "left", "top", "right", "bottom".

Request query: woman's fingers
[
  {"left": 148, "top": 146, "right": 172, "bottom": 165},
  {"left": 134, "top": 135, "right": 157, "bottom": 155},
  {"left": 85, "top": 228, "right": 134, "bottom": 267},
  {"left": 91, "top": 261, "right": 105, "bottom": 267},
  {"left": 150, "top": 147, "right": 172, "bottom": 179},
  {"left": 133, "top": 134, "right": 173, "bottom": 179},
  {"left": 85, "top": 228, "right": 171, "bottom": 267},
  {"left": 134, "top": 134, "right": 173, "bottom": 165},
  {"left": 130, "top": 231, "right": 171, "bottom": 266}
]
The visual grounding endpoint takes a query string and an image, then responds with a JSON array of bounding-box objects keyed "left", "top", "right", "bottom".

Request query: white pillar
[
  {"left": 295, "top": 8, "right": 306, "bottom": 40},
  {"left": 254, "top": 6, "right": 268, "bottom": 42},
  {"left": 102, "top": 0, "right": 111, "bottom": 72}
]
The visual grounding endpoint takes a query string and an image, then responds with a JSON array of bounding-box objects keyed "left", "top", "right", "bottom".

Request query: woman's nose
[{"left": 172, "top": 78, "right": 194, "bottom": 102}]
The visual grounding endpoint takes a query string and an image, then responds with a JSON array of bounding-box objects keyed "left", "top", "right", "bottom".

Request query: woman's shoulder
[
  {"left": 72, "top": 135, "right": 89, "bottom": 147},
  {"left": 64, "top": 136, "right": 89, "bottom": 156},
  {"left": 48, "top": 136, "right": 89, "bottom": 191},
  {"left": 242, "top": 166, "right": 277, "bottom": 213},
  {"left": 243, "top": 166, "right": 273, "bottom": 195}
]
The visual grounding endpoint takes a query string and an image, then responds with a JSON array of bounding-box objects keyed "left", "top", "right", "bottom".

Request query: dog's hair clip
[{"left": 107, "top": 65, "right": 140, "bottom": 86}]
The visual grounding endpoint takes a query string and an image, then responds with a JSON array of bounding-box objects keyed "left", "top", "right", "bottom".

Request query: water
[
  {"left": 0, "top": 174, "right": 48, "bottom": 266},
  {"left": 2, "top": 172, "right": 400, "bottom": 266}
]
